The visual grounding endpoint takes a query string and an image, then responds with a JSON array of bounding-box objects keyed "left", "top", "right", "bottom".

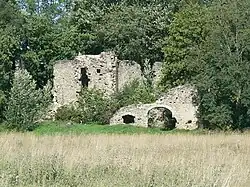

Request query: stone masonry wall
[
  {"left": 53, "top": 52, "right": 143, "bottom": 109},
  {"left": 53, "top": 52, "right": 198, "bottom": 130},
  {"left": 110, "top": 85, "right": 198, "bottom": 130},
  {"left": 117, "top": 60, "right": 143, "bottom": 90}
]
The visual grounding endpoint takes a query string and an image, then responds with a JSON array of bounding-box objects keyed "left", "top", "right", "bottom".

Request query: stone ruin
[
  {"left": 53, "top": 52, "right": 198, "bottom": 130},
  {"left": 110, "top": 85, "right": 198, "bottom": 130},
  {"left": 53, "top": 52, "right": 144, "bottom": 109}
]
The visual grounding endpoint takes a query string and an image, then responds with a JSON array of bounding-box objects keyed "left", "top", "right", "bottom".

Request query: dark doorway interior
[
  {"left": 80, "top": 68, "right": 90, "bottom": 87},
  {"left": 122, "top": 115, "right": 135, "bottom": 124}
]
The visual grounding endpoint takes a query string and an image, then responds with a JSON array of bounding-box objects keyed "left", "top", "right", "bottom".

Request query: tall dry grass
[{"left": 0, "top": 133, "right": 250, "bottom": 186}]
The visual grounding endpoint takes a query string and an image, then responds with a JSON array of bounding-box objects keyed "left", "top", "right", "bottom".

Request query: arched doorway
[{"left": 147, "top": 107, "right": 176, "bottom": 130}]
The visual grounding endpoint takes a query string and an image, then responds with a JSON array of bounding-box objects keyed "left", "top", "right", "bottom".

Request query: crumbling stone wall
[
  {"left": 53, "top": 52, "right": 143, "bottom": 109},
  {"left": 110, "top": 85, "right": 198, "bottom": 130},
  {"left": 117, "top": 60, "right": 143, "bottom": 90},
  {"left": 53, "top": 52, "right": 198, "bottom": 130},
  {"left": 151, "top": 61, "right": 163, "bottom": 88}
]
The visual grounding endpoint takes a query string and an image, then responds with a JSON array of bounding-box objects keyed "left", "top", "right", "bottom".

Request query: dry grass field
[{"left": 0, "top": 133, "right": 250, "bottom": 187}]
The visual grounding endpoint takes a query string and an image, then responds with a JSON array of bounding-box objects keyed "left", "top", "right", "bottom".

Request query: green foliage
[
  {"left": 160, "top": 3, "right": 209, "bottom": 90},
  {"left": 192, "top": 0, "right": 250, "bottom": 129},
  {"left": 33, "top": 121, "right": 195, "bottom": 135},
  {"left": 97, "top": 4, "right": 170, "bottom": 69},
  {"left": 0, "top": 0, "right": 22, "bottom": 92},
  {"left": 77, "top": 88, "right": 116, "bottom": 124},
  {"left": 0, "top": 1, "right": 23, "bottom": 121},
  {"left": 114, "top": 80, "right": 156, "bottom": 108},
  {"left": 0, "top": 25, "right": 19, "bottom": 93},
  {"left": 21, "top": 15, "right": 56, "bottom": 88},
  {"left": 0, "top": 0, "right": 23, "bottom": 28},
  {"left": 56, "top": 88, "right": 116, "bottom": 124},
  {"left": 55, "top": 80, "right": 156, "bottom": 124},
  {"left": 0, "top": 90, "right": 6, "bottom": 122},
  {"left": 55, "top": 104, "right": 81, "bottom": 122},
  {"left": 4, "top": 69, "right": 51, "bottom": 131},
  {"left": 18, "top": 0, "right": 72, "bottom": 21}
]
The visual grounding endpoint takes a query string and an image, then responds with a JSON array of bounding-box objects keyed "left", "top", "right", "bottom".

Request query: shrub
[
  {"left": 55, "top": 104, "right": 81, "bottom": 123},
  {"left": 113, "top": 80, "right": 156, "bottom": 108},
  {"left": 4, "top": 69, "right": 51, "bottom": 131},
  {"left": 77, "top": 88, "right": 116, "bottom": 124},
  {"left": 54, "top": 80, "right": 156, "bottom": 125}
]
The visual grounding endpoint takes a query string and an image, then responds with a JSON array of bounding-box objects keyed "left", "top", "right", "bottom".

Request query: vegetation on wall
[{"left": 55, "top": 81, "right": 156, "bottom": 124}]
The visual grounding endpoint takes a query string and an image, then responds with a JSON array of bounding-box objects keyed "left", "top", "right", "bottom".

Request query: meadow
[{"left": 0, "top": 125, "right": 250, "bottom": 187}]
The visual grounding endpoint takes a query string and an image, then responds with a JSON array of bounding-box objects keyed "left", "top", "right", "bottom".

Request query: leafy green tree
[
  {"left": 18, "top": 0, "right": 72, "bottom": 20},
  {"left": 0, "top": 26, "right": 20, "bottom": 93},
  {"left": 20, "top": 15, "right": 56, "bottom": 88},
  {"left": 70, "top": 0, "right": 185, "bottom": 76},
  {"left": 4, "top": 69, "right": 51, "bottom": 131},
  {"left": 0, "top": 0, "right": 23, "bottom": 121},
  {"left": 98, "top": 5, "right": 168, "bottom": 65},
  {"left": 160, "top": 3, "right": 209, "bottom": 90},
  {"left": 96, "top": 4, "right": 171, "bottom": 86},
  {"left": 9, "top": 0, "right": 76, "bottom": 89},
  {"left": 192, "top": 0, "right": 250, "bottom": 129},
  {"left": 69, "top": 0, "right": 106, "bottom": 54}
]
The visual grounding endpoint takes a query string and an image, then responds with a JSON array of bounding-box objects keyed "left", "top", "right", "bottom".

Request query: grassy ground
[
  {"left": 32, "top": 121, "right": 202, "bottom": 135},
  {"left": 0, "top": 133, "right": 250, "bottom": 186}
]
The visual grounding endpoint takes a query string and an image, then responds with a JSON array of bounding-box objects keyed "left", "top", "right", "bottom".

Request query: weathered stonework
[
  {"left": 148, "top": 107, "right": 176, "bottom": 129},
  {"left": 53, "top": 52, "right": 198, "bottom": 130},
  {"left": 53, "top": 52, "right": 142, "bottom": 109},
  {"left": 110, "top": 85, "right": 198, "bottom": 130}
]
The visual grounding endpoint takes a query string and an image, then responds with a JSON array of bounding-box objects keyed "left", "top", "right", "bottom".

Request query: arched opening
[
  {"left": 122, "top": 115, "right": 135, "bottom": 124},
  {"left": 147, "top": 107, "right": 176, "bottom": 130}
]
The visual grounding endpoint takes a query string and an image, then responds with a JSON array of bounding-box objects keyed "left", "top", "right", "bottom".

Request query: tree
[
  {"left": 192, "top": 0, "right": 250, "bottom": 129},
  {"left": 160, "top": 3, "right": 209, "bottom": 90},
  {"left": 20, "top": 15, "right": 56, "bottom": 88},
  {"left": 4, "top": 69, "right": 51, "bottom": 131},
  {"left": 18, "top": 0, "right": 79, "bottom": 88},
  {"left": 96, "top": 4, "right": 171, "bottom": 85},
  {"left": 70, "top": 0, "right": 185, "bottom": 85},
  {"left": 18, "top": 0, "right": 72, "bottom": 21},
  {"left": 0, "top": 0, "right": 23, "bottom": 121}
]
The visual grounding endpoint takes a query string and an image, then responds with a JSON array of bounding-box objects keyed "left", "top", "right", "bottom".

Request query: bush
[
  {"left": 55, "top": 80, "right": 156, "bottom": 124},
  {"left": 4, "top": 69, "right": 51, "bottom": 131},
  {"left": 113, "top": 80, "right": 156, "bottom": 108},
  {"left": 55, "top": 104, "right": 81, "bottom": 123},
  {"left": 77, "top": 88, "right": 116, "bottom": 124}
]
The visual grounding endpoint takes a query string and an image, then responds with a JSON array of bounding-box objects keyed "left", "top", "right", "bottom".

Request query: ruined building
[
  {"left": 53, "top": 52, "right": 143, "bottom": 108},
  {"left": 53, "top": 52, "right": 198, "bottom": 130},
  {"left": 110, "top": 85, "right": 198, "bottom": 130}
]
